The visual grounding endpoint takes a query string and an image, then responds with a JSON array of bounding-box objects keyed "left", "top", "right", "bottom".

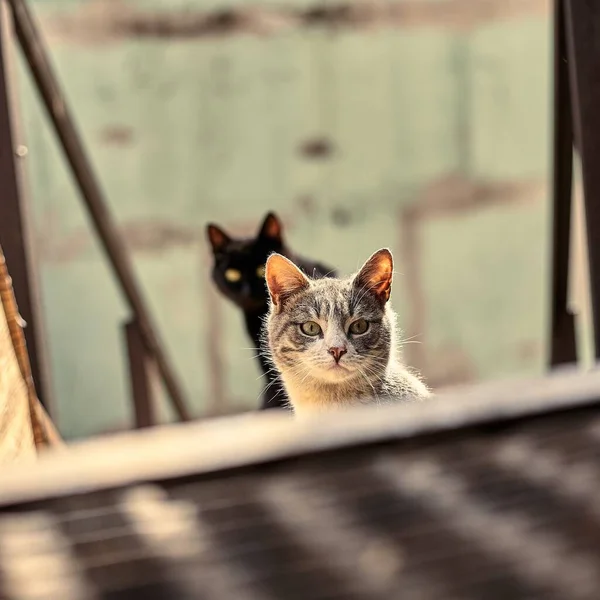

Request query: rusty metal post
[
  {"left": 564, "top": 0, "right": 600, "bottom": 360},
  {"left": 8, "top": 0, "right": 191, "bottom": 421},
  {"left": 0, "top": 0, "right": 54, "bottom": 413},
  {"left": 124, "top": 319, "right": 157, "bottom": 429},
  {"left": 549, "top": 0, "right": 577, "bottom": 367}
]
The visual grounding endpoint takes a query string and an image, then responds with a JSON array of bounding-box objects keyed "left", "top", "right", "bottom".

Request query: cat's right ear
[
  {"left": 258, "top": 212, "right": 283, "bottom": 244},
  {"left": 266, "top": 253, "right": 309, "bottom": 310},
  {"left": 354, "top": 248, "right": 394, "bottom": 304},
  {"left": 206, "top": 224, "right": 231, "bottom": 253}
]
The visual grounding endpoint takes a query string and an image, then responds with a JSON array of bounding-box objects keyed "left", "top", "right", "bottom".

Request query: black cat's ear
[
  {"left": 258, "top": 212, "right": 283, "bottom": 243},
  {"left": 353, "top": 249, "right": 393, "bottom": 304},
  {"left": 206, "top": 224, "right": 231, "bottom": 253},
  {"left": 266, "top": 253, "right": 309, "bottom": 309}
]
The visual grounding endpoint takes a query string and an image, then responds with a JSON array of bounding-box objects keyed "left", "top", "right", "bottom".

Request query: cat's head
[
  {"left": 265, "top": 248, "right": 395, "bottom": 386},
  {"left": 206, "top": 212, "right": 285, "bottom": 311}
]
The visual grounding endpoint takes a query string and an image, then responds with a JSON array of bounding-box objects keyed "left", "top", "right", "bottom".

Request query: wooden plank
[{"left": 1, "top": 364, "right": 600, "bottom": 505}]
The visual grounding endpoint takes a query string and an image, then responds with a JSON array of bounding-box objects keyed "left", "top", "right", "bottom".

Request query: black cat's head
[{"left": 206, "top": 212, "right": 285, "bottom": 311}]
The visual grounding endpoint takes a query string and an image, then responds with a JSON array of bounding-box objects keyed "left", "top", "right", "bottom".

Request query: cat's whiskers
[
  {"left": 355, "top": 365, "right": 380, "bottom": 406},
  {"left": 356, "top": 361, "right": 387, "bottom": 388},
  {"left": 360, "top": 352, "right": 390, "bottom": 369},
  {"left": 257, "top": 376, "right": 283, "bottom": 403},
  {"left": 262, "top": 362, "right": 311, "bottom": 392},
  {"left": 399, "top": 332, "right": 422, "bottom": 342},
  {"left": 255, "top": 356, "right": 310, "bottom": 403},
  {"left": 298, "top": 369, "right": 314, "bottom": 388},
  {"left": 255, "top": 366, "right": 281, "bottom": 381}
]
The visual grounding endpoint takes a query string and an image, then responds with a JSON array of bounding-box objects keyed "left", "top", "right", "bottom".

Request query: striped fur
[{"left": 264, "top": 249, "right": 430, "bottom": 415}]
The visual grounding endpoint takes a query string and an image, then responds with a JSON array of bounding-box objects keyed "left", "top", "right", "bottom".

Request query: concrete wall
[{"left": 16, "top": 0, "right": 553, "bottom": 439}]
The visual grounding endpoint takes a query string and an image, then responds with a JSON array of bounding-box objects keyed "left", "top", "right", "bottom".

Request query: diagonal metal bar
[
  {"left": 7, "top": 0, "right": 191, "bottom": 421},
  {"left": 564, "top": 0, "right": 600, "bottom": 360},
  {"left": 549, "top": 0, "right": 577, "bottom": 367},
  {"left": 0, "top": 0, "right": 54, "bottom": 413}
]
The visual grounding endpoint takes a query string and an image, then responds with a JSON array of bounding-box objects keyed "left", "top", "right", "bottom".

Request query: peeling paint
[
  {"left": 299, "top": 138, "right": 334, "bottom": 159},
  {"left": 35, "top": 218, "right": 199, "bottom": 263},
  {"left": 43, "top": 0, "right": 550, "bottom": 44},
  {"left": 99, "top": 125, "right": 135, "bottom": 147}
]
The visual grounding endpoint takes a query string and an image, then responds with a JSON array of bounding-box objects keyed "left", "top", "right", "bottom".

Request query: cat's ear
[
  {"left": 354, "top": 249, "right": 393, "bottom": 304},
  {"left": 258, "top": 212, "right": 283, "bottom": 243},
  {"left": 266, "top": 253, "right": 309, "bottom": 309},
  {"left": 206, "top": 224, "right": 231, "bottom": 253}
]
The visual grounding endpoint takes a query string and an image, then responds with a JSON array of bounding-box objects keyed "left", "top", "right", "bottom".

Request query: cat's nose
[{"left": 328, "top": 346, "right": 347, "bottom": 363}]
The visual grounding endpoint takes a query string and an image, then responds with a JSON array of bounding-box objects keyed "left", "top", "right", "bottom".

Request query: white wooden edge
[{"left": 0, "top": 365, "right": 598, "bottom": 507}]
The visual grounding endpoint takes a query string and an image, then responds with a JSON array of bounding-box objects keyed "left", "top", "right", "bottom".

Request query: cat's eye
[
  {"left": 256, "top": 265, "right": 266, "bottom": 278},
  {"left": 224, "top": 268, "right": 242, "bottom": 283},
  {"left": 300, "top": 321, "right": 321, "bottom": 336},
  {"left": 349, "top": 319, "right": 369, "bottom": 335}
]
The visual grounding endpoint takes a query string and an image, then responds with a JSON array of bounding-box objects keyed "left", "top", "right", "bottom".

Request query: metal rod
[
  {"left": 564, "top": 0, "right": 600, "bottom": 360},
  {"left": 0, "top": 0, "right": 54, "bottom": 414},
  {"left": 8, "top": 0, "right": 191, "bottom": 421},
  {"left": 549, "top": 0, "right": 577, "bottom": 367},
  {"left": 124, "top": 319, "right": 157, "bottom": 429}
]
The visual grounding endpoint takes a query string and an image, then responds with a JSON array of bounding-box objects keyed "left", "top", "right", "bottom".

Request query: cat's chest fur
[{"left": 281, "top": 361, "right": 430, "bottom": 416}]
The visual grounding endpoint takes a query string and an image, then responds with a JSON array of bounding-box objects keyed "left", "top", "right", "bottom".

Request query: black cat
[{"left": 206, "top": 212, "right": 336, "bottom": 410}]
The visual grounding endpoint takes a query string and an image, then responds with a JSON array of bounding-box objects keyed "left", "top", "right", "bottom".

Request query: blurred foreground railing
[{"left": 0, "top": 367, "right": 600, "bottom": 597}]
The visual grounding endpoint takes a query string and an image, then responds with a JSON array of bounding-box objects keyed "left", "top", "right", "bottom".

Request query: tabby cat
[
  {"left": 264, "top": 248, "right": 430, "bottom": 415},
  {"left": 206, "top": 212, "right": 336, "bottom": 410}
]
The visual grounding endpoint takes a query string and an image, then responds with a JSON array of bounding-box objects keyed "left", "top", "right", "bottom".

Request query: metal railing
[
  {"left": 549, "top": 0, "right": 600, "bottom": 367},
  {"left": 0, "top": 0, "right": 191, "bottom": 427}
]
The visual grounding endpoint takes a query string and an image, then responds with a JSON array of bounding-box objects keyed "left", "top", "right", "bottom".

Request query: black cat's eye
[
  {"left": 224, "top": 268, "right": 242, "bottom": 283},
  {"left": 300, "top": 321, "right": 321, "bottom": 336},
  {"left": 256, "top": 265, "right": 266, "bottom": 278},
  {"left": 349, "top": 318, "right": 369, "bottom": 335}
]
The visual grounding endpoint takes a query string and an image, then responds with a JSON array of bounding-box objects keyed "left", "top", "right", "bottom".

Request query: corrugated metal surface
[{"left": 15, "top": 0, "right": 553, "bottom": 438}]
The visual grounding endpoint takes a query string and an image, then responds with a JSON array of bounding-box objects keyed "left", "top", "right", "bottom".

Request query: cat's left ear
[
  {"left": 353, "top": 249, "right": 393, "bottom": 304},
  {"left": 258, "top": 212, "right": 283, "bottom": 243},
  {"left": 266, "top": 253, "right": 309, "bottom": 309},
  {"left": 206, "top": 224, "right": 231, "bottom": 253}
]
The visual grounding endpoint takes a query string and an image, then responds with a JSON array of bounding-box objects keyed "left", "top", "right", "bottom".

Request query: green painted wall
[{"left": 17, "top": 0, "right": 552, "bottom": 439}]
